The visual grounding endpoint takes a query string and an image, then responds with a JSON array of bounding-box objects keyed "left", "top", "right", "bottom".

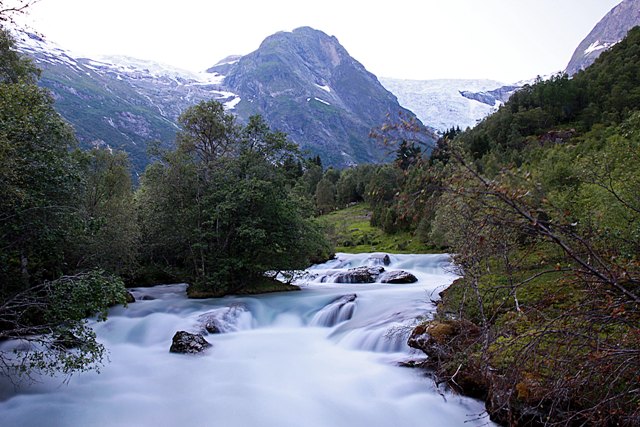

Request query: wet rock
[
  {"left": 407, "top": 322, "right": 455, "bottom": 359},
  {"left": 380, "top": 270, "right": 418, "bottom": 284},
  {"left": 125, "top": 291, "right": 136, "bottom": 303},
  {"left": 397, "top": 359, "right": 428, "bottom": 368},
  {"left": 169, "top": 331, "right": 211, "bottom": 354},
  {"left": 141, "top": 295, "right": 156, "bottom": 301},
  {"left": 334, "top": 266, "right": 385, "bottom": 283},
  {"left": 197, "top": 304, "right": 250, "bottom": 334},
  {"left": 203, "top": 322, "right": 221, "bottom": 334},
  {"left": 408, "top": 320, "right": 486, "bottom": 397},
  {"left": 310, "top": 294, "right": 357, "bottom": 327},
  {"left": 331, "top": 294, "right": 357, "bottom": 304},
  {"left": 368, "top": 253, "right": 391, "bottom": 266}
]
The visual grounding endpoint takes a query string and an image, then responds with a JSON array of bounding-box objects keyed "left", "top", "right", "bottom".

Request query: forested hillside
[{"left": 363, "top": 26, "right": 640, "bottom": 426}]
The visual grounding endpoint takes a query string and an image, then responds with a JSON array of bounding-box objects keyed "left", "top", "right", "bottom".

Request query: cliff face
[{"left": 566, "top": 0, "right": 640, "bottom": 75}]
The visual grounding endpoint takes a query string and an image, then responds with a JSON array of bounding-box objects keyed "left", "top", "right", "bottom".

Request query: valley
[{"left": 1, "top": 1, "right": 640, "bottom": 426}]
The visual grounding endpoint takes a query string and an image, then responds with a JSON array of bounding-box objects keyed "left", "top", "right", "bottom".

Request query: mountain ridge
[
  {"left": 222, "top": 26, "right": 431, "bottom": 166},
  {"left": 565, "top": 0, "right": 640, "bottom": 75},
  {"left": 16, "top": 27, "right": 429, "bottom": 171}
]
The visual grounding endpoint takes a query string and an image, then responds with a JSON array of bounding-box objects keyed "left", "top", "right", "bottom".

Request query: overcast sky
[{"left": 23, "top": 0, "right": 622, "bottom": 83}]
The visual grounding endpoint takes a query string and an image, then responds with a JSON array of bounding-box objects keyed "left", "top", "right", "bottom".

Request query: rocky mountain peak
[
  {"left": 566, "top": 0, "right": 640, "bottom": 75},
  {"left": 221, "top": 26, "right": 428, "bottom": 167}
]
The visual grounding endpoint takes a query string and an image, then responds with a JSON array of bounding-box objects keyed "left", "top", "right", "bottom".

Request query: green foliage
[
  {"left": 0, "top": 27, "right": 131, "bottom": 380},
  {"left": 315, "top": 177, "right": 336, "bottom": 214},
  {"left": 0, "top": 65, "right": 81, "bottom": 293},
  {"left": 318, "top": 203, "right": 439, "bottom": 254},
  {"left": 74, "top": 149, "right": 140, "bottom": 277},
  {"left": 0, "top": 28, "right": 38, "bottom": 84},
  {"left": 137, "top": 100, "right": 332, "bottom": 294},
  {"left": 177, "top": 99, "right": 239, "bottom": 162},
  {"left": 0, "top": 271, "right": 127, "bottom": 380}
]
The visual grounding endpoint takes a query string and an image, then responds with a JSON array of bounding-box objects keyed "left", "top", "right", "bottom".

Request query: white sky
[{"left": 21, "top": 0, "right": 623, "bottom": 83}]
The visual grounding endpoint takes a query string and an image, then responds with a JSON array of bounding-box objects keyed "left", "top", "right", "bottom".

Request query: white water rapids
[{"left": 0, "top": 253, "right": 494, "bottom": 427}]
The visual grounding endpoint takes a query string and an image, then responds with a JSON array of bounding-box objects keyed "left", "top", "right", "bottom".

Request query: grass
[{"left": 318, "top": 203, "right": 443, "bottom": 254}]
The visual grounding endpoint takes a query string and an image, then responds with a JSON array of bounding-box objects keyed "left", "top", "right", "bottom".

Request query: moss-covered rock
[{"left": 187, "top": 277, "right": 301, "bottom": 299}]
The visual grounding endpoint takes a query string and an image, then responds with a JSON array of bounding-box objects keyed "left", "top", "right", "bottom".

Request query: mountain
[
  {"left": 15, "top": 31, "right": 237, "bottom": 173},
  {"left": 16, "top": 27, "right": 428, "bottom": 171},
  {"left": 566, "top": 0, "right": 640, "bottom": 75},
  {"left": 220, "top": 27, "right": 430, "bottom": 167},
  {"left": 379, "top": 78, "right": 505, "bottom": 131}
]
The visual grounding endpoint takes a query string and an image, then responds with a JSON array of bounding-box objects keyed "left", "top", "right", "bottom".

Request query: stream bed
[{"left": 0, "top": 253, "right": 494, "bottom": 427}]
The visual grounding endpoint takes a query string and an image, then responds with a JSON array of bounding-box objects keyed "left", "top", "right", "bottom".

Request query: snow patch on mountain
[
  {"left": 15, "top": 30, "right": 229, "bottom": 88},
  {"left": 582, "top": 40, "right": 619, "bottom": 56},
  {"left": 584, "top": 40, "right": 607, "bottom": 55},
  {"left": 315, "top": 83, "right": 331, "bottom": 93},
  {"left": 224, "top": 97, "right": 241, "bottom": 110},
  {"left": 95, "top": 55, "right": 225, "bottom": 85}
]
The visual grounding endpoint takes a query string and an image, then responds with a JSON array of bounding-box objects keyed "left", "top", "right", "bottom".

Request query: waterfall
[{"left": 0, "top": 253, "right": 495, "bottom": 427}]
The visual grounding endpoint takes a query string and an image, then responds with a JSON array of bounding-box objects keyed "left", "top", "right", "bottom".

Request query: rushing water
[{"left": 0, "top": 253, "right": 494, "bottom": 427}]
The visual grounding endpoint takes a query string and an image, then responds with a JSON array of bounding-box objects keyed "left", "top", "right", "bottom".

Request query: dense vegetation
[
  {"left": 0, "top": 27, "right": 129, "bottom": 379},
  {"left": 136, "top": 104, "right": 331, "bottom": 296}
]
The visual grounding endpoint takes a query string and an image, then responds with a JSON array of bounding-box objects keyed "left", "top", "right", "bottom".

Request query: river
[{"left": 0, "top": 253, "right": 494, "bottom": 427}]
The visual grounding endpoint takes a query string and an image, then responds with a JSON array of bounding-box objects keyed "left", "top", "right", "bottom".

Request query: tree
[
  {"left": 315, "top": 177, "right": 336, "bottom": 214},
  {"left": 177, "top": 99, "right": 239, "bottom": 164},
  {"left": 0, "top": 27, "right": 127, "bottom": 381},
  {"left": 0, "top": 27, "right": 38, "bottom": 84},
  {"left": 0, "top": 43, "right": 81, "bottom": 292},
  {"left": 135, "top": 148, "right": 199, "bottom": 283},
  {"left": 74, "top": 148, "right": 140, "bottom": 277},
  {"left": 395, "top": 140, "right": 421, "bottom": 171},
  {"left": 299, "top": 161, "right": 323, "bottom": 197},
  {"left": 0, "top": 271, "right": 126, "bottom": 382},
  {"left": 137, "top": 101, "right": 331, "bottom": 295},
  {"left": 0, "top": 1, "right": 38, "bottom": 26},
  {"left": 336, "top": 169, "right": 359, "bottom": 206}
]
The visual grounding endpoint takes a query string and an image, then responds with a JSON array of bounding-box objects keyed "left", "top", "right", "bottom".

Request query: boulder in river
[
  {"left": 197, "top": 303, "right": 251, "bottom": 334},
  {"left": 368, "top": 253, "right": 391, "bottom": 266},
  {"left": 125, "top": 291, "right": 136, "bottom": 304},
  {"left": 380, "top": 270, "right": 418, "bottom": 284},
  {"left": 169, "top": 331, "right": 212, "bottom": 354},
  {"left": 334, "top": 266, "right": 385, "bottom": 283}
]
